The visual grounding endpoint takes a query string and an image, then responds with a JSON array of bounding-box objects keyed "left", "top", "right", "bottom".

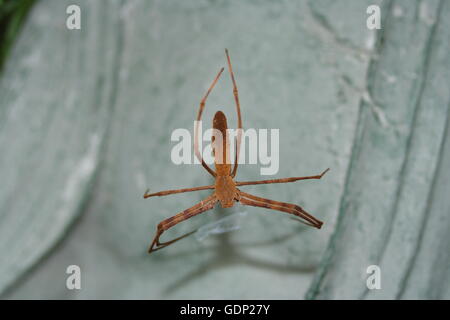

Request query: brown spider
[{"left": 144, "top": 49, "right": 329, "bottom": 254}]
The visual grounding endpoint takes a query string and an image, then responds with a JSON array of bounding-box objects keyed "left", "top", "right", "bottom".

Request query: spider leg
[
  {"left": 236, "top": 168, "right": 330, "bottom": 187},
  {"left": 148, "top": 194, "right": 218, "bottom": 253},
  {"left": 225, "top": 49, "right": 243, "bottom": 178},
  {"left": 195, "top": 68, "right": 224, "bottom": 177},
  {"left": 237, "top": 190, "right": 323, "bottom": 229},
  {"left": 144, "top": 184, "right": 215, "bottom": 198}
]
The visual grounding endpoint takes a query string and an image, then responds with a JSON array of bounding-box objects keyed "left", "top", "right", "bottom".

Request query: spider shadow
[{"left": 160, "top": 206, "right": 317, "bottom": 296}]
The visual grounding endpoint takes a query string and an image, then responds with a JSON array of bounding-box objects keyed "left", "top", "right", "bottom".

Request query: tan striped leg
[
  {"left": 148, "top": 194, "right": 217, "bottom": 253},
  {"left": 238, "top": 191, "right": 323, "bottom": 229}
]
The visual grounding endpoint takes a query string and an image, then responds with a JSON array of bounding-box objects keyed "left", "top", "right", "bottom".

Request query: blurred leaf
[
  {"left": 307, "top": 0, "right": 450, "bottom": 299},
  {"left": 0, "top": 0, "right": 35, "bottom": 71}
]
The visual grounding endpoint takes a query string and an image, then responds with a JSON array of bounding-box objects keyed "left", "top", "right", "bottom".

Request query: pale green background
[{"left": 0, "top": 0, "right": 449, "bottom": 299}]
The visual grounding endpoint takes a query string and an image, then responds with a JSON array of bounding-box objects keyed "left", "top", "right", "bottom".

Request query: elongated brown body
[{"left": 213, "top": 111, "right": 237, "bottom": 208}]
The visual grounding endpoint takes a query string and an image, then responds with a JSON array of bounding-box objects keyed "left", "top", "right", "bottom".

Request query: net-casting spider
[{"left": 144, "top": 49, "right": 329, "bottom": 254}]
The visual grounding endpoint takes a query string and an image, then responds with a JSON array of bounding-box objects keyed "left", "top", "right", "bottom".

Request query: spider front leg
[
  {"left": 237, "top": 190, "right": 323, "bottom": 229},
  {"left": 148, "top": 194, "right": 217, "bottom": 253}
]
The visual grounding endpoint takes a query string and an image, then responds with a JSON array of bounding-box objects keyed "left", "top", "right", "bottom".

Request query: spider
[{"left": 144, "top": 49, "right": 329, "bottom": 254}]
